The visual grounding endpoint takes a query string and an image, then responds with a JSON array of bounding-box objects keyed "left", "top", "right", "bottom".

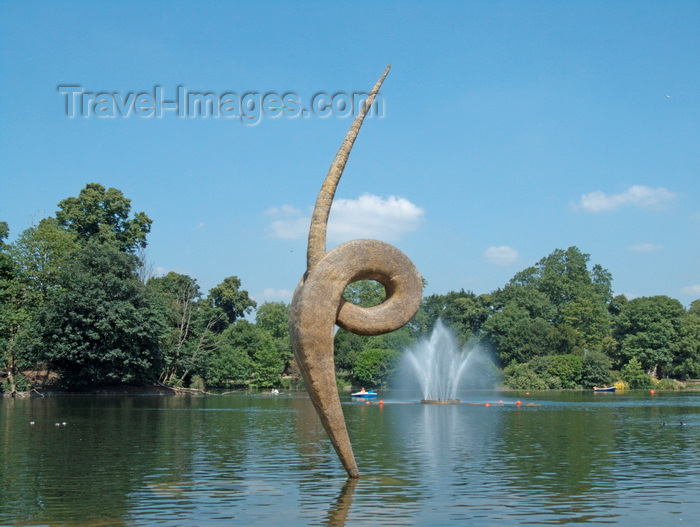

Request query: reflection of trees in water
[
  {"left": 496, "top": 405, "right": 619, "bottom": 521},
  {"left": 495, "top": 401, "right": 700, "bottom": 522},
  {"left": 2, "top": 397, "right": 167, "bottom": 526},
  {"left": 500, "top": 406, "right": 616, "bottom": 490}
]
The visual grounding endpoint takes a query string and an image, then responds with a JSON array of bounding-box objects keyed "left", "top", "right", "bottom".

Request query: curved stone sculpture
[{"left": 289, "top": 66, "right": 423, "bottom": 478}]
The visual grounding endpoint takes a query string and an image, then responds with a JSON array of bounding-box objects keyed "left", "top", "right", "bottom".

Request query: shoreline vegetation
[
  {"left": 6, "top": 383, "right": 700, "bottom": 400},
  {"left": 4, "top": 370, "right": 700, "bottom": 399},
  {"left": 3, "top": 184, "right": 700, "bottom": 396}
]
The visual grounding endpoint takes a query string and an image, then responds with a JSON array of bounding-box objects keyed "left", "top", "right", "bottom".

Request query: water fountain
[{"left": 401, "top": 320, "right": 496, "bottom": 404}]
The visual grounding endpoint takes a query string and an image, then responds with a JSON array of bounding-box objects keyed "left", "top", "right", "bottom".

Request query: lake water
[{"left": 1, "top": 390, "right": 699, "bottom": 526}]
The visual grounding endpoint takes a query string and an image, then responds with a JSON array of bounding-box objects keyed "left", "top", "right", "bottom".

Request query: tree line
[{"left": 2, "top": 183, "right": 699, "bottom": 392}]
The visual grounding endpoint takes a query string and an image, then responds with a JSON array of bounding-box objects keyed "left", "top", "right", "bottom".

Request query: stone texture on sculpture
[{"left": 289, "top": 66, "right": 423, "bottom": 479}]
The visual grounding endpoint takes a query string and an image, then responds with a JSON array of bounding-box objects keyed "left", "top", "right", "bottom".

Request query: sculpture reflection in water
[{"left": 289, "top": 65, "right": 423, "bottom": 479}]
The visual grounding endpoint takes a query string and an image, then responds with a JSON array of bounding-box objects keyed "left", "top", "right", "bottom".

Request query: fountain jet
[{"left": 402, "top": 321, "right": 495, "bottom": 404}]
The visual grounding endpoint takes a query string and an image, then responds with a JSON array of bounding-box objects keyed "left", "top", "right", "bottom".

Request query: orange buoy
[
  {"left": 379, "top": 400, "right": 384, "bottom": 405},
  {"left": 516, "top": 400, "right": 521, "bottom": 406},
  {"left": 485, "top": 403, "right": 490, "bottom": 407},
  {"left": 650, "top": 390, "right": 655, "bottom": 394}
]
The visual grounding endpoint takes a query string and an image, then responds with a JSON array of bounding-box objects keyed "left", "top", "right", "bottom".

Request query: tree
[
  {"left": 511, "top": 247, "right": 611, "bottom": 309},
  {"left": 580, "top": 350, "right": 614, "bottom": 388},
  {"left": 334, "top": 329, "right": 366, "bottom": 372},
  {"left": 31, "top": 243, "right": 166, "bottom": 388},
  {"left": 343, "top": 280, "right": 385, "bottom": 307},
  {"left": 208, "top": 276, "right": 256, "bottom": 324},
  {"left": 147, "top": 272, "right": 216, "bottom": 385},
  {"left": 413, "top": 290, "right": 492, "bottom": 343},
  {"left": 621, "top": 357, "right": 653, "bottom": 389},
  {"left": 55, "top": 183, "right": 152, "bottom": 253},
  {"left": 508, "top": 247, "right": 612, "bottom": 343},
  {"left": 353, "top": 348, "right": 401, "bottom": 388},
  {"left": 3, "top": 220, "right": 80, "bottom": 371},
  {"left": 255, "top": 301, "right": 293, "bottom": 371},
  {"left": 483, "top": 306, "right": 551, "bottom": 365},
  {"left": 251, "top": 334, "right": 285, "bottom": 388},
  {"left": 206, "top": 320, "right": 284, "bottom": 388},
  {"left": 673, "top": 309, "right": 700, "bottom": 379},
  {"left": 614, "top": 296, "right": 685, "bottom": 378},
  {"left": 9, "top": 218, "right": 79, "bottom": 304},
  {"left": 0, "top": 222, "right": 18, "bottom": 368}
]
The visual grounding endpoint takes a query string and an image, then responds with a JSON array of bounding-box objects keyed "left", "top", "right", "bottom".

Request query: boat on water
[
  {"left": 351, "top": 390, "right": 378, "bottom": 398},
  {"left": 593, "top": 386, "right": 616, "bottom": 392}
]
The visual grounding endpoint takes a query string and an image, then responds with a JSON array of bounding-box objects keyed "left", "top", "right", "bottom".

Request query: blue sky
[{"left": 2, "top": 1, "right": 699, "bottom": 310}]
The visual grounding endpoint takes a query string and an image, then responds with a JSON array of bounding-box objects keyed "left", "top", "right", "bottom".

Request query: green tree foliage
[
  {"left": 504, "top": 354, "right": 583, "bottom": 389},
  {"left": 413, "top": 290, "right": 492, "bottom": 343},
  {"left": 255, "top": 301, "right": 293, "bottom": 371},
  {"left": 482, "top": 300, "right": 551, "bottom": 365},
  {"left": 580, "top": 350, "right": 614, "bottom": 388},
  {"left": 613, "top": 296, "right": 685, "bottom": 377},
  {"left": 208, "top": 276, "right": 256, "bottom": 324},
  {"left": 9, "top": 218, "right": 79, "bottom": 305},
  {"left": 334, "top": 329, "right": 365, "bottom": 372},
  {"left": 353, "top": 348, "right": 401, "bottom": 388},
  {"left": 343, "top": 280, "right": 385, "bottom": 307},
  {"left": 2, "top": 220, "right": 81, "bottom": 367},
  {"left": 251, "top": 334, "right": 286, "bottom": 388},
  {"left": 512, "top": 247, "right": 612, "bottom": 308},
  {"left": 503, "top": 362, "right": 551, "bottom": 390},
  {"left": 484, "top": 247, "right": 614, "bottom": 367},
  {"left": 146, "top": 272, "right": 223, "bottom": 385},
  {"left": 672, "top": 306, "right": 700, "bottom": 379},
  {"left": 31, "top": 243, "right": 166, "bottom": 388},
  {"left": 545, "top": 354, "right": 583, "bottom": 388},
  {"left": 206, "top": 320, "right": 284, "bottom": 388},
  {"left": 55, "top": 183, "right": 152, "bottom": 253},
  {"left": 621, "top": 357, "right": 653, "bottom": 389},
  {"left": 0, "top": 222, "right": 17, "bottom": 365}
]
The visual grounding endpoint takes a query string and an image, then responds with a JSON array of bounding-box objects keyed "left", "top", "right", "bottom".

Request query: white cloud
[
  {"left": 680, "top": 285, "right": 700, "bottom": 297},
  {"left": 265, "top": 205, "right": 309, "bottom": 239},
  {"left": 327, "top": 194, "right": 424, "bottom": 243},
  {"left": 256, "top": 288, "right": 294, "bottom": 302},
  {"left": 576, "top": 185, "right": 677, "bottom": 213},
  {"left": 483, "top": 246, "right": 520, "bottom": 266},
  {"left": 628, "top": 243, "right": 664, "bottom": 253},
  {"left": 265, "top": 194, "right": 424, "bottom": 243}
]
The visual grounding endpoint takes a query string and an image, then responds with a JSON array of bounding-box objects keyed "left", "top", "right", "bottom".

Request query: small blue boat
[
  {"left": 594, "top": 386, "right": 616, "bottom": 392},
  {"left": 351, "top": 390, "right": 378, "bottom": 398}
]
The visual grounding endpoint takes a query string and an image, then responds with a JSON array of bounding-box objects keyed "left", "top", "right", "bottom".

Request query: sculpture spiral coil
[{"left": 289, "top": 66, "right": 423, "bottom": 478}]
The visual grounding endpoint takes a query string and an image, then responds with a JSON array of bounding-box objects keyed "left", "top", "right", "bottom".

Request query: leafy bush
[
  {"left": 205, "top": 346, "right": 254, "bottom": 388},
  {"left": 547, "top": 354, "right": 583, "bottom": 388},
  {"left": 503, "top": 362, "right": 552, "bottom": 390},
  {"left": 581, "top": 350, "right": 614, "bottom": 388},
  {"left": 621, "top": 357, "right": 653, "bottom": 389},
  {"left": 655, "top": 377, "right": 681, "bottom": 391}
]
